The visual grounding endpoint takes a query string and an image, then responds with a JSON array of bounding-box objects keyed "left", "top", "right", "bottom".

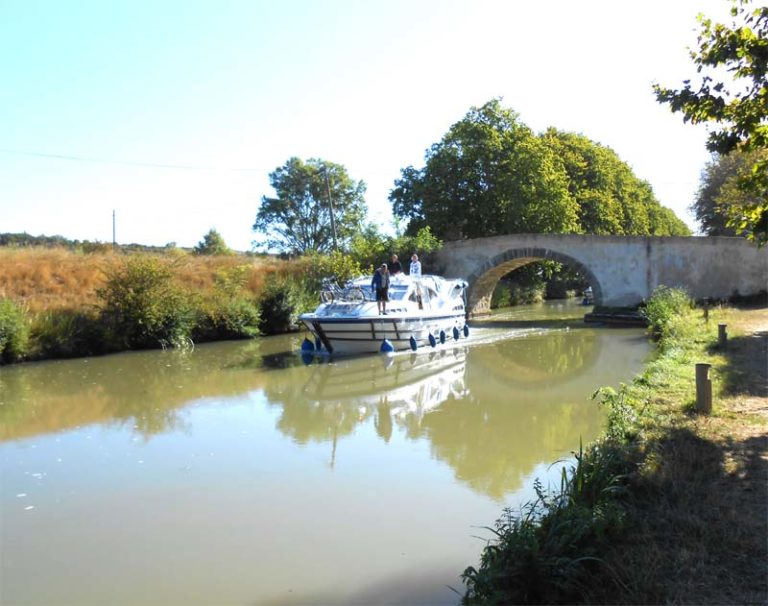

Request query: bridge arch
[{"left": 465, "top": 247, "right": 602, "bottom": 316}]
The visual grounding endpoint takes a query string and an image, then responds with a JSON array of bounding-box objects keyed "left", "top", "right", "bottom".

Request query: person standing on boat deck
[
  {"left": 409, "top": 253, "right": 421, "bottom": 277},
  {"left": 372, "top": 264, "right": 390, "bottom": 314},
  {"left": 389, "top": 254, "right": 402, "bottom": 275}
]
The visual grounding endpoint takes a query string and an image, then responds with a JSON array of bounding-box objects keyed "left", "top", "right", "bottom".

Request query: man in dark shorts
[{"left": 371, "top": 263, "right": 390, "bottom": 314}]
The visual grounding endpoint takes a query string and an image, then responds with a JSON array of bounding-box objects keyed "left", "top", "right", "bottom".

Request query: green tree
[
  {"left": 254, "top": 157, "right": 367, "bottom": 253},
  {"left": 540, "top": 129, "right": 690, "bottom": 236},
  {"left": 194, "top": 228, "right": 231, "bottom": 255},
  {"left": 692, "top": 149, "right": 768, "bottom": 236},
  {"left": 390, "top": 99, "right": 579, "bottom": 239},
  {"left": 653, "top": 1, "right": 768, "bottom": 245}
]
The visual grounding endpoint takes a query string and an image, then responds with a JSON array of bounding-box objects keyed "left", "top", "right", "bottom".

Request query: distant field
[{"left": 0, "top": 247, "right": 299, "bottom": 312}]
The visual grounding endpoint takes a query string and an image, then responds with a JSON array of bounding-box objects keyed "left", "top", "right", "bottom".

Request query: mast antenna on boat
[{"left": 324, "top": 167, "right": 338, "bottom": 252}]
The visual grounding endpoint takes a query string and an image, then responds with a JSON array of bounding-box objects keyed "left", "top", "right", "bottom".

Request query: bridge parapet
[{"left": 431, "top": 234, "right": 767, "bottom": 316}]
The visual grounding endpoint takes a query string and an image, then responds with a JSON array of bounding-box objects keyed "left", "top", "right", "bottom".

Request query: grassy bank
[
  {"left": 0, "top": 247, "right": 291, "bottom": 312},
  {"left": 0, "top": 247, "right": 330, "bottom": 363},
  {"left": 462, "top": 293, "right": 767, "bottom": 604}
]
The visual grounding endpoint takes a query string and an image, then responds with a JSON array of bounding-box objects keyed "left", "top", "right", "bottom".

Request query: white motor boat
[{"left": 299, "top": 274, "right": 469, "bottom": 354}]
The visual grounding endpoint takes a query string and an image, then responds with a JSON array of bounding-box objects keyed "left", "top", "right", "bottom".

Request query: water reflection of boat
[{"left": 302, "top": 348, "right": 468, "bottom": 419}]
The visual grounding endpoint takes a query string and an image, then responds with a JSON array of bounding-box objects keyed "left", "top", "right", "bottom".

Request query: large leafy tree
[
  {"left": 390, "top": 100, "right": 579, "bottom": 240},
  {"left": 653, "top": 0, "right": 767, "bottom": 245},
  {"left": 254, "top": 157, "right": 367, "bottom": 253},
  {"left": 540, "top": 129, "right": 690, "bottom": 236}
]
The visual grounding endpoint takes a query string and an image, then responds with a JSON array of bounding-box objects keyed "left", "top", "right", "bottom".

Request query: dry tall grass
[{"left": 0, "top": 247, "right": 300, "bottom": 312}]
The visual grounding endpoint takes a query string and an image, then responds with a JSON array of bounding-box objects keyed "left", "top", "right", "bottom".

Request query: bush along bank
[{"left": 461, "top": 287, "right": 767, "bottom": 604}]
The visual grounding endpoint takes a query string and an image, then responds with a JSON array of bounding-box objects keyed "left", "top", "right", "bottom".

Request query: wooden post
[
  {"left": 695, "top": 363, "right": 712, "bottom": 414},
  {"left": 703, "top": 299, "right": 709, "bottom": 321},
  {"left": 718, "top": 324, "right": 728, "bottom": 349}
]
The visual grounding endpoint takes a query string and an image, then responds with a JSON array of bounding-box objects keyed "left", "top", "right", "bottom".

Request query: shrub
[
  {"left": 258, "top": 276, "right": 310, "bottom": 335},
  {"left": 30, "top": 308, "right": 108, "bottom": 358},
  {"left": 0, "top": 298, "right": 29, "bottom": 363},
  {"left": 642, "top": 285, "right": 692, "bottom": 340},
  {"left": 97, "top": 257, "right": 195, "bottom": 349},
  {"left": 462, "top": 442, "right": 630, "bottom": 605},
  {"left": 194, "top": 266, "right": 260, "bottom": 340}
]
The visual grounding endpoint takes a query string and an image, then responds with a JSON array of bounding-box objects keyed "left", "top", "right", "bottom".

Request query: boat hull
[{"left": 300, "top": 311, "right": 466, "bottom": 354}]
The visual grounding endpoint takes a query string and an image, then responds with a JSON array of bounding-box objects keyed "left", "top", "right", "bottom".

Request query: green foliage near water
[
  {"left": 491, "top": 280, "right": 545, "bottom": 309},
  {"left": 462, "top": 441, "right": 632, "bottom": 604},
  {"left": 257, "top": 276, "right": 309, "bottom": 335},
  {"left": 30, "top": 309, "right": 108, "bottom": 358},
  {"left": 641, "top": 285, "right": 693, "bottom": 341},
  {"left": 0, "top": 299, "right": 30, "bottom": 364},
  {"left": 194, "top": 265, "right": 260, "bottom": 340},
  {"left": 97, "top": 257, "right": 196, "bottom": 349}
]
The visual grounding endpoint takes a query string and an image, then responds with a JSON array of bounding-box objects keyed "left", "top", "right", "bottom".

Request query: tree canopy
[
  {"left": 389, "top": 99, "right": 689, "bottom": 240},
  {"left": 541, "top": 129, "right": 691, "bottom": 236},
  {"left": 390, "top": 100, "right": 579, "bottom": 240},
  {"left": 654, "top": 0, "right": 767, "bottom": 245},
  {"left": 253, "top": 157, "right": 367, "bottom": 253}
]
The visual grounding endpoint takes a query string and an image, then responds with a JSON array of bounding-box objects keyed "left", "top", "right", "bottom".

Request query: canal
[{"left": 0, "top": 301, "right": 650, "bottom": 605}]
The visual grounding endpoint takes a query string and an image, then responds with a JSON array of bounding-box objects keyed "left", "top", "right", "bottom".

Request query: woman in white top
[{"left": 409, "top": 253, "right": 422, "bottom": 277}]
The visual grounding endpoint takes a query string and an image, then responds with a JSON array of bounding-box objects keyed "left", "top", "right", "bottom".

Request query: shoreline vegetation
[{"left": 461, "top": 289, "right": 767, "bottom": 604}]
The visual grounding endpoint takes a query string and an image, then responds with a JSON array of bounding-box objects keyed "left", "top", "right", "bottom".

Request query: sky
[{"left": 0, "top": 0, "right": 734, "bottom": 251}]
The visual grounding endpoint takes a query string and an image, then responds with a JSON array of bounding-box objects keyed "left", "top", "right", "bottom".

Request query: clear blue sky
[{"left": 0, "top": 0, "right": 731, "bottom": 250}]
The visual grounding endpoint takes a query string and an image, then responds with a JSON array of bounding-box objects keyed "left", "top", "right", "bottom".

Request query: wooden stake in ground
[{"left": 696, "top": 363, "right": 712, "bottom": 414}]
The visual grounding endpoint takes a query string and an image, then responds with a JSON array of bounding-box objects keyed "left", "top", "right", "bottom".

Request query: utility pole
[
  {"left": 112, "top": 210, "right": 116, "bottom": 250},
  {"left": 324, "top": 168, "right": 338, "bottom": 252}
]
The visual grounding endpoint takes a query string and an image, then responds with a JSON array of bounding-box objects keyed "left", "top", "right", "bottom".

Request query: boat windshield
[
  {"left": 388, "top": 285, "right": 409, "bottom": 300},
  {"left": 354, "top": 285, "right": 408, "bottom": 300}
]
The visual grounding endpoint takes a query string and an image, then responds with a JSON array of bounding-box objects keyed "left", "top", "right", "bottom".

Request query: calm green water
[{"left": 0, "top": 301, "right": 649, "bottom": 605}]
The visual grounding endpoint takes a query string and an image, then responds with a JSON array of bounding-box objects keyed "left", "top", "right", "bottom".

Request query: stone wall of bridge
[{"left": 429, "top": 234, "right": 767, "bottom": 315}]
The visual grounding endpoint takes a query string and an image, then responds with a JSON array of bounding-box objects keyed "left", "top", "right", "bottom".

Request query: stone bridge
[{"left": 430, "top": 234, "right": 767, "bottom": 315}]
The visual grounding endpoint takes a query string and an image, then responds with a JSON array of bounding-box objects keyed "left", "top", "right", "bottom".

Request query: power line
[{"left": 0, "top": 148, "right": 259, "bottom": 171}]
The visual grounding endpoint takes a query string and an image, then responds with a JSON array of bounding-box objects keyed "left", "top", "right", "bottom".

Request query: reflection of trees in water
[
  {"left": 0, "top": 341, "right": 269, "bottom": 441},
  {"left": 416, "top": 394, "right": 600, "bottom": 500},
  {"left": 471, "top": 329, "right": 601, "bottom": 387}
]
